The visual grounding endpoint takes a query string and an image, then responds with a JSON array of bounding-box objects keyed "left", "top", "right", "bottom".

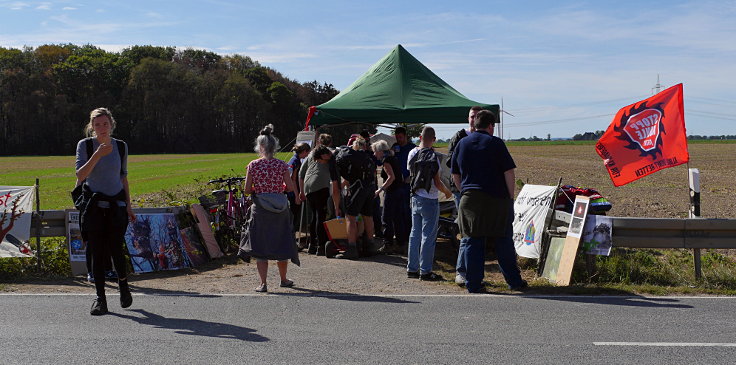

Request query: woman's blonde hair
[{"left": 85, "top": 107, "right": 116, "bottom": 137}]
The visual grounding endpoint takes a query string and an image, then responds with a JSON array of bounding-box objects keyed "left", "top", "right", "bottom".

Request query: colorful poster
[
  {"left": 1, "top": 186, "right": 35, "bottom": 258},
  {"left": 180, "top": 227, "right": 209, "bottom": 267},
  {"left": 581, "top": 215, "right": 613, "bottom": 256},
  {"left": 66, "top": 211, "right": 86, "bottom": 261},
  {"left": 596, "top": 83, "right": 689, "bottom": 186},
  {"left": 513, "top": 184, "right": 557, "bottom": 259},
  {"left": 125, "top": 213, "right": 190, "bottom": 273}
]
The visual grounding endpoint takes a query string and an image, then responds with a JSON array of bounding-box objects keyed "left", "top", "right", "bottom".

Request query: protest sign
[
  {"left": 1, "top": 186, "right": 35, "bottom": 258},
  {"left": 513, "top": 184, "right": 557, "bottom": 259}
]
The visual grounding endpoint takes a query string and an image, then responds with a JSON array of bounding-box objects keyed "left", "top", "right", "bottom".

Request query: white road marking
[{"left": 594, "top": 342, "right": 736, "bottom": 347}]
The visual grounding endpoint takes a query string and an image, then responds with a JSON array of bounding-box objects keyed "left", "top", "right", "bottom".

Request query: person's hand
[
  {"left": 299, "top": 191, "right": 306, "bottom": 202},
  {"left": 335, "top": 207, "right": 342, "bottom": 218},
  {"left": 96, "top": 143, "right": 113, "bottom": 157},
  {"left": 444, "top": 191, "right": 452, "bottom": 199},
  {"left": 127, "top": 205, "right": 136, "bottom": 222},
  {"left": 375, "top": 189, "right": 381, "bottom": 197}
]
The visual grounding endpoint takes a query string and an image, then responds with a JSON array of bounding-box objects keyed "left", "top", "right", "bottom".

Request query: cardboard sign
[{"left": 552, "top": 196, "right": 590, "bottom": 286}]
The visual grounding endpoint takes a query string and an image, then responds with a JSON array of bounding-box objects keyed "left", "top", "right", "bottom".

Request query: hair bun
[{"left": 260, "top": 124, "right": 274, "bottom": 136}]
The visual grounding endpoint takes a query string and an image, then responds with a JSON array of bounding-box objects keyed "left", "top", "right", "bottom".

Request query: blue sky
[{"left": 1, "top": 0, "right": 735, "bottom": 139}]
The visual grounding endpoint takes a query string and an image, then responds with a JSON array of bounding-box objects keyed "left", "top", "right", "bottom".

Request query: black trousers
[
  {"left": 86, "top": 207, "right": 129, "bottom": 298},
  {"left": 307, "top": 188, "right": 330, "bottom": 249}
]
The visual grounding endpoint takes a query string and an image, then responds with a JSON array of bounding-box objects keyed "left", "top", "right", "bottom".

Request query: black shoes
[
  {"left": 419, "top": 272, "right": 444, "bottom": 281},
  {"left": 407, "top": 271, "right": 420, "bottom": 279},
  {"left": 509, "top": 280, "right": 529, "bottom": 291},
  {"left": 90, "top": 297, "right": 108, "bottom": 316},
  {"left": 120, "top": 289, "right": 133, "bottom": 309}
]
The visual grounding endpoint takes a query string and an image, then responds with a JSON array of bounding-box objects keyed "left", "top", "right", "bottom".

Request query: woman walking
[
  {"left": 75, "top": 107, "right": 136, "bottom": 315},
  {"left": 239, "top": 124, "right": 299, "bottom": 292}
]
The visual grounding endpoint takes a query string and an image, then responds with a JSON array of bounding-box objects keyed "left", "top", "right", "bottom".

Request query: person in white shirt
[{"left": 405, "top": 126, "right": 451, "bottom": 281}]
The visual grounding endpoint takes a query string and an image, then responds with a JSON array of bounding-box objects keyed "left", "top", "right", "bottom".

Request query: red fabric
[
  {"left": 595, "top": 83, "right": 689, "bottom": 187},
  {"left": 247, "top": 158, "right": 288, "bottom": 194},
  {"left": 304, "top": 106, "right": 317, "bottom": 131}
]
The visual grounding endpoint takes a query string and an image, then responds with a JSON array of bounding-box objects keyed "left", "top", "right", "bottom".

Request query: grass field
[{"left": 1, "top": 152, "right": 291, "bottom": 210}]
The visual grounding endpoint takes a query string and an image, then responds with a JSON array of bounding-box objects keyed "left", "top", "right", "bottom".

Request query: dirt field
[
  {"left": 4, "top": 143, "right": 734, "bottom": 295},
  {"left": 510, "top": 143, "right": 736, "bottom": 219}
]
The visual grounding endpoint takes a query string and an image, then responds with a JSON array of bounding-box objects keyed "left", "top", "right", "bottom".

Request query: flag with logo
[{"left": 595, "top": 83, "right": 688, "bottom": 187}]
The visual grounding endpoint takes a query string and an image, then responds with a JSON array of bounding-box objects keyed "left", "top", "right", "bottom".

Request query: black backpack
[
  {"left": 409, "top": 147, "right": 440, "bottom": 193},
  {"left": 335, "top": 146, "right": 374, "bottom": 182}
]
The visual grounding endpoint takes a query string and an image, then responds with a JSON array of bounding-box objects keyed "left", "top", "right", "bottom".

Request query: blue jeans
[
  {"left": 461, "top": 205, "right": 524, "bottom": 292},
  {"left": 453, "top": 191, "right": 466, "bottom": 277},
  {"left": 407, "top": 195, "right": 439, "bottom": 275}
]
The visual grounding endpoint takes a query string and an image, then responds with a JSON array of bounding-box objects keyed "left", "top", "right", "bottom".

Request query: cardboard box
[{"left": 323, "top": 218, "right": 347, "bottom": 241}]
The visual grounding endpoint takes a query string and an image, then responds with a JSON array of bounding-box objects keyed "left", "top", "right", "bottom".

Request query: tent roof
[{"left": 309, "top": 45, "right": 499, "bottom": 126}]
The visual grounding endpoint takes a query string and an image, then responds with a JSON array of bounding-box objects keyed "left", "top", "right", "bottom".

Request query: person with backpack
[
  {"left": 75, "top": 107, "right": 135, "bottom": 315},
  {"left": 334, "top": 137, "right": 377, "bottom": 259},
  {"left": 406, "top": 126, "right": 452, "bottom": 281},
  {"left": 386, "top": 127, "right": 415, "bottom": 254}
]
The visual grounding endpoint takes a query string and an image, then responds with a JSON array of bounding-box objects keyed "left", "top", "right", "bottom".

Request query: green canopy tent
[{"left": 305, "top": 44, "right": 499, "bottom": 128}]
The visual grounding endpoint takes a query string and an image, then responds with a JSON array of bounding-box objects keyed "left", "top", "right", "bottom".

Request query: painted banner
[
  {"left": 124, "top": 213, "right": 191, "bottom": 273},
  {"left": 581, "top": 215, "right": 613, "bottom": 256},
  {"left": 1, "top": 186, "right": 35, "bottom": 258},
  {"left": 513, "top": 184, "right": 557, "bottom": 259},
  {"left": 596, "top": 83, "right": 689, "bottom": 186}
]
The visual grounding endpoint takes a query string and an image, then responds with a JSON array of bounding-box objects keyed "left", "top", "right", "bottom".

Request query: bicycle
[{"left": 198, "top": 176, "right": 249, "bottom": 253}]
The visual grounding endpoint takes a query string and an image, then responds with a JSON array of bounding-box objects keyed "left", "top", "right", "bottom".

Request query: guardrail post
[
  {"left": 689, "top": 168, "right": 702, "bottom": 280},
  {"left": 35, "top": 178, "right": 42, "bottom": 271}
]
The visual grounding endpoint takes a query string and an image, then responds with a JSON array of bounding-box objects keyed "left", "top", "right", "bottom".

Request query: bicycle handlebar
[{"left": 208, "top": 177, "right": 245, "bottom": 185}]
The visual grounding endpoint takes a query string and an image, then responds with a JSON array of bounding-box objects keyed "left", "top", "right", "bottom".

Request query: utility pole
[
  {"left": 652, "top": 74, "right": 663, "bottom": 94},
  {"left": 500, "top": 97, "right": 504, "bottom": 140}
]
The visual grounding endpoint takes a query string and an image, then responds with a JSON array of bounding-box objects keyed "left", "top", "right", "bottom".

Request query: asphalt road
[{"left": 2, "top": 293, "right": 735, "bottom": 364}]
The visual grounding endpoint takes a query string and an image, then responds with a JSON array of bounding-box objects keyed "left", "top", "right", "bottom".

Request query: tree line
[{"left": 0, "top": 44, "right": 366, "bottom": 156}]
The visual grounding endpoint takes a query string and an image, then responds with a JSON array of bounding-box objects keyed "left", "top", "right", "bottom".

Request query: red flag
[
  {"left": 304, "top": 106, "right": 317, "bottom": 131},
  {"left": 595, "top": 83, "right": 689, "bottom": 187}
]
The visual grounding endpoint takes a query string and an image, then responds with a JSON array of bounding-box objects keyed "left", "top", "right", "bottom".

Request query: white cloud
[
  {"left": 35, "top": 2, "right": 50, "bottom": 10},
  {"left": 3, "top": 1, "right": 30, "bottom": 10},
  {"left": 62, "top": 6, "right": 75, "bottom": 11}
]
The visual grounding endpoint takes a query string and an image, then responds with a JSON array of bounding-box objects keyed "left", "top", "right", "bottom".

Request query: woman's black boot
[{"left": 90, "top": 297, "right": 108, "bottom": 316}]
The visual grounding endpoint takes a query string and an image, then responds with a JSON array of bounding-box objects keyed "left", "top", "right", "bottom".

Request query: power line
[{"left": 503, "top": 113, "right": 614, "bottom": 128}]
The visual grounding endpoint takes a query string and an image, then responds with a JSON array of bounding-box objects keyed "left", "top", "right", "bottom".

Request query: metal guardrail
[
  {"left": 551, "top": 210, "right": 736, "bottom": 249},
  {"left": 550, "top": 210, "right": 736, "bottom": 279},
  {"left": 32, "top": 207, "right": 189, "bottom": 238}
]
